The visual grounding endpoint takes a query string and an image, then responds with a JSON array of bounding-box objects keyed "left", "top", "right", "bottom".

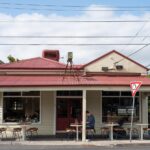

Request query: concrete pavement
[{"left": 1, "top": 140, "right": 150, "bottom": 146}]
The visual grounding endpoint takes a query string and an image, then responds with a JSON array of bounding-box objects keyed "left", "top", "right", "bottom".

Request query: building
[{"left": 0, "top": 49, "right": 150, "bottom": 141}]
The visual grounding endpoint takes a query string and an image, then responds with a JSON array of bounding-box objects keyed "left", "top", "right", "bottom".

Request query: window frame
[
  {"left": 102, "top": 91, "right": 140, "bottom": 123},
  {"left": 2, "top": 91, "right": 41, "bottom": 125}
]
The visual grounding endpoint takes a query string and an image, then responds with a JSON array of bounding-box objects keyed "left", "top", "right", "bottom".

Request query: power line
[
  {"left": 0, "top": 35, "right": 150, "bottom": 38},
  {"left": 1, "top": 2, "right": 150, "bottom": 9},
  {"left": 115, "top": 43, "right": 150, "bottom": 64},
  {"left": 0, "top": 43, "right": 148, "bottom": 46},
  {"left": 121, "top": 21, "right": 148, "bottom": 51},
  {"left": 0, "top": 20, "right": 148, "bottom": 23},
  {"left": 1, "top": 6, "right": 150, "bottom": 12}
]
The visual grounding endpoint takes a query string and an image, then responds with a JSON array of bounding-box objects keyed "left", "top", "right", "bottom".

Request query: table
[
  {"left": 135, "top": 123, "right": 148, "bottom": 140},
  {"left": 70, "top": 123, "right": 82, "bottom": 141},
  {"left": 18, "top": 122, "right": 31, "bottom": 141},
  {"left": 102, "top": 123, "right": 119, "bottom": 141}
]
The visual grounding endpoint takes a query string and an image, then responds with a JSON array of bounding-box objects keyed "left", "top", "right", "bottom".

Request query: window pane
[
  {"left": 102, "top": 91, "right": 120, "bottom": 96},
  {"left": 57, "top": 91, "right": 82, "bottom": 96},
  {"left": 3, "top": 92, "right": 21, "bottom": 96},
  {"left": 102, "top": 92, "right": 139, "bottom": 123},
  {"left": 3, "top": 97, "right": 40, "bottom": 123},
  {"left": 22, "top": 91, "right": 40, "bottom": 96},
  {"left": 121, "top": 91, "right": 132, "bottom": 96}
]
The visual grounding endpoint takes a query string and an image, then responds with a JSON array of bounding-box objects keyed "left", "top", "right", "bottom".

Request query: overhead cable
[
  {"left": 0, "top": 35, "right": 150, "bottom": 38},
  {"left": 0, "top": 20, "right": 148, "bottom": 23},
  {"left": 0, "top": 43, "right": 148, "bottom": 46}
]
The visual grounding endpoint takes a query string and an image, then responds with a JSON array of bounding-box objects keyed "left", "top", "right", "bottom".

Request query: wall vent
[
  {"left": 102, "top": 67, "right": 109, "bottom": 72},
  {"left": 116, "top": 65, "right": 123, "bottom": 70}
]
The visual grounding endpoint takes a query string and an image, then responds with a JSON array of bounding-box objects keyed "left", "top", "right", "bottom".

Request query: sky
[{"left": 0, "top": 0, "right": 150, "bottom": 67}]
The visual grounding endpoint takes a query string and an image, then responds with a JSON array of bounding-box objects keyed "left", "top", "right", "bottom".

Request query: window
[
  {"left": 57, "top": 91, "right": 82, "bottom": 96},
  {"left": 102, "top": 91, "right": 139, "bottom": 123},
  {"left": 3, "top": 91, "right": 40, "bottom": 123}
]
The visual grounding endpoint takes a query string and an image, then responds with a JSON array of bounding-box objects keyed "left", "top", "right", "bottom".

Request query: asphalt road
[{"left": 1, "top": 144, "right": 150, "bottom": 150}]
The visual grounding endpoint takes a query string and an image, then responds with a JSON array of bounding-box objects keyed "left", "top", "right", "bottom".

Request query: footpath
[{"left": 1, "top": 140, "right": 150, "bottom": 147}]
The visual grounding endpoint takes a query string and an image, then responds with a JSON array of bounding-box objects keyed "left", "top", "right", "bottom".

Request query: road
[{"left": 0, "top": 144, "right": 150, "bottom": 150}]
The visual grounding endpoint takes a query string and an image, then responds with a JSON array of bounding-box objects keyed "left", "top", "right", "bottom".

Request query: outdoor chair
[
  {"left": 12, "top": 127, "right": 22, "bottom": 141},
  {"left": 143, "top": 127, "right": 150, "bottom": 136},
  {"left": 66, "top": 128, "right": 76, "bottom": 140},
  {"left": 0, "top": 128, "right": 7, "bottom": 139},
  {"left": 101, "top": 127, "right": 109, "bottom": 136},
  {"left": 26, "top": 127, "right": 38, "bottom": 137},
  {"left": 86, "top": 128, "right": 96, "bottom": 140},
  {"left": 113, "top": 127, "right": 127, "bottom": 139}
]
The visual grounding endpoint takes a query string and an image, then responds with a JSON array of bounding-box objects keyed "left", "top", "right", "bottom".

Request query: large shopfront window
[
  {"left": 3, "top": 91, "right": 40, "bottom": 123},
  {"left": 102, "top": 91, "right": 139, "bottom": 123}
]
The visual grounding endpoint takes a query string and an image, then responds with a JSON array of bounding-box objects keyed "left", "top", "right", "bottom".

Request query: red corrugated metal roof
[
  {"left": 0, "top": 75, "right": 150, "bottom": 87},
  {"left": 0, "top": 57, "right": 66, "bottom": 69}
]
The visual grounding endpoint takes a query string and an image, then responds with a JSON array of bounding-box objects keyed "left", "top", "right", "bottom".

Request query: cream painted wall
[
  {"left": 32, "top": 91, "right": 55, "bottom": 135},
  {"left": 0, "top": 92, "right": 2, "bottom": 123},
  {"left": 85, "top": 52, "right": 147, "bottom": 74},
  {"left": 141, "top": 92, "right": 149, "bottom": 124},
  {"left": 87, "top": 90, "right": 101, "bottom": 134}
]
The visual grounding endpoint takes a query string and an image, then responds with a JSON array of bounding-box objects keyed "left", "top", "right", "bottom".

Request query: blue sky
[
  {"left": 0, "top": 0, "right": 149, "bottom": 16},
  {"left": 0, "top": 0, "right": 150, "bottom": 67}
]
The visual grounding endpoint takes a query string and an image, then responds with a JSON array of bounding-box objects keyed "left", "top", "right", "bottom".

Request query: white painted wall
[{"left": 85, "top": 52, "right": 147, "bottom": 74}]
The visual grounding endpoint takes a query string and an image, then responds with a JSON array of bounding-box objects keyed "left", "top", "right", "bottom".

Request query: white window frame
[{"left": 2, "top": 91, "right": 41, "bottom": 125}]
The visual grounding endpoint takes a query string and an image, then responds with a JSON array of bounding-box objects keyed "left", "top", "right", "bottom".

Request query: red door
[{"left": 56, "top": 98, "right": 82, "bottom": 131}]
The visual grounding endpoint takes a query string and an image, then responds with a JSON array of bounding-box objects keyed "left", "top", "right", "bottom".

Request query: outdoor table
[
  {"left": 18, "top": 122, "right": 31, "bottom": 141},
  {"left": 102, "top": 123, "right": 119, "bottom": 141},
  {"left": 70, "top": 123, "right": 82, "bottom": 141},
  {"left": 135, "top": 123, "right": 148, "bottom": 140}
]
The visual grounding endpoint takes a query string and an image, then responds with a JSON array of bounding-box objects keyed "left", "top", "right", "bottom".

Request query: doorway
[{"left": 56, "top": 98, "right": 82, "bottom": 131}]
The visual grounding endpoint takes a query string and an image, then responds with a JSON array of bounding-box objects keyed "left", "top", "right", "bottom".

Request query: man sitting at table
[{"left": 86, "top": 111, "right": 95, "bottom": 131}]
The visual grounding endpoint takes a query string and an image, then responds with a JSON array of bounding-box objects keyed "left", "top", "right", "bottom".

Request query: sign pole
[{"left": 129, "top": 96, "right": 135, "bottom": 142}]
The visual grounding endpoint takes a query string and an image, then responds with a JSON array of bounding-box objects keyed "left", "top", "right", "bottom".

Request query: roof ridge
[
  {"left": 0, "top": 57, "right": 41, "bottom": 67},
  {"left": 40, "top": 57, "right": 65, "bottom": 66}
]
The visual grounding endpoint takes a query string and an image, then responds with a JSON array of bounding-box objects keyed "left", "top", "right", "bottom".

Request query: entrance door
[{"left": 56, "top": 98, "right": 82, "bottom": 131}]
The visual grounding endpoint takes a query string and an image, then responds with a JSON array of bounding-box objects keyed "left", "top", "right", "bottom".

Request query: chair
[
  {"left": 26, "top": 127, "right": 38, "bottom": 137},
  {"left": 101, "top": 127, "right": 109, "bottom": 136},
  {"left": 0, "top": 128, "right": 7, "bottom": 139},
  {"left": 12, "top": 128, "right": 22, "bottom": 141},
  {"left": 143, "top": 127, "right": 150, "bottom": 136},
  {"left": 86, "top": 128, "right": 96, "bottom": 140},
  {"left": 66, "top": 128, "right": 76, "bottom": 140},
  {"left": 113, "top": 127, "right": 126, "bottom": 139}
]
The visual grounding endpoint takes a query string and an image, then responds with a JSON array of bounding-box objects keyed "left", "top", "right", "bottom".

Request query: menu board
[{"left": 118, "top": 108, "right": 136, "bottom": 115}]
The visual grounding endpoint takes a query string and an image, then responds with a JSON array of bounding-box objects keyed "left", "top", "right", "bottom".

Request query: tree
[
  {"left": 7, "top": 55, "right": 19, "bottom": 63},
  {"left": 0, "top": 60, "right": 4, "bottom": 64}
]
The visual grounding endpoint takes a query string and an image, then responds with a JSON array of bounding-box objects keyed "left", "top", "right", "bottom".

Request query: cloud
[{"left": 0, "top": 5, "right": 150, "bottom": 67}]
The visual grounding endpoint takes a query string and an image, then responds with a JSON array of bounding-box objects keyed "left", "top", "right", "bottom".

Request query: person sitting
[
  {"left": 113, "top": 117, "right": 127, "bottom": 139},
  {"left": 31, "top": 111, "right": 39, "bottom": 123},
  {"left": 86, "top": 110, "right": 95, "bottom": 139},
  {"left": 86, "top": 110, "right": 95, "bottom": 130}
]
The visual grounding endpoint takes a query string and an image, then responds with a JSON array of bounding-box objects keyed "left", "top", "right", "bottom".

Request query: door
[{"left": 56, "top": 98, "right": 82, "bottom": 131}]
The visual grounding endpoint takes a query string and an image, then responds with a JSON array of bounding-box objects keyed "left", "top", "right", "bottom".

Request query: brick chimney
[{"left": 42, "top": 50, "right": 60, "bottom": 61}]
